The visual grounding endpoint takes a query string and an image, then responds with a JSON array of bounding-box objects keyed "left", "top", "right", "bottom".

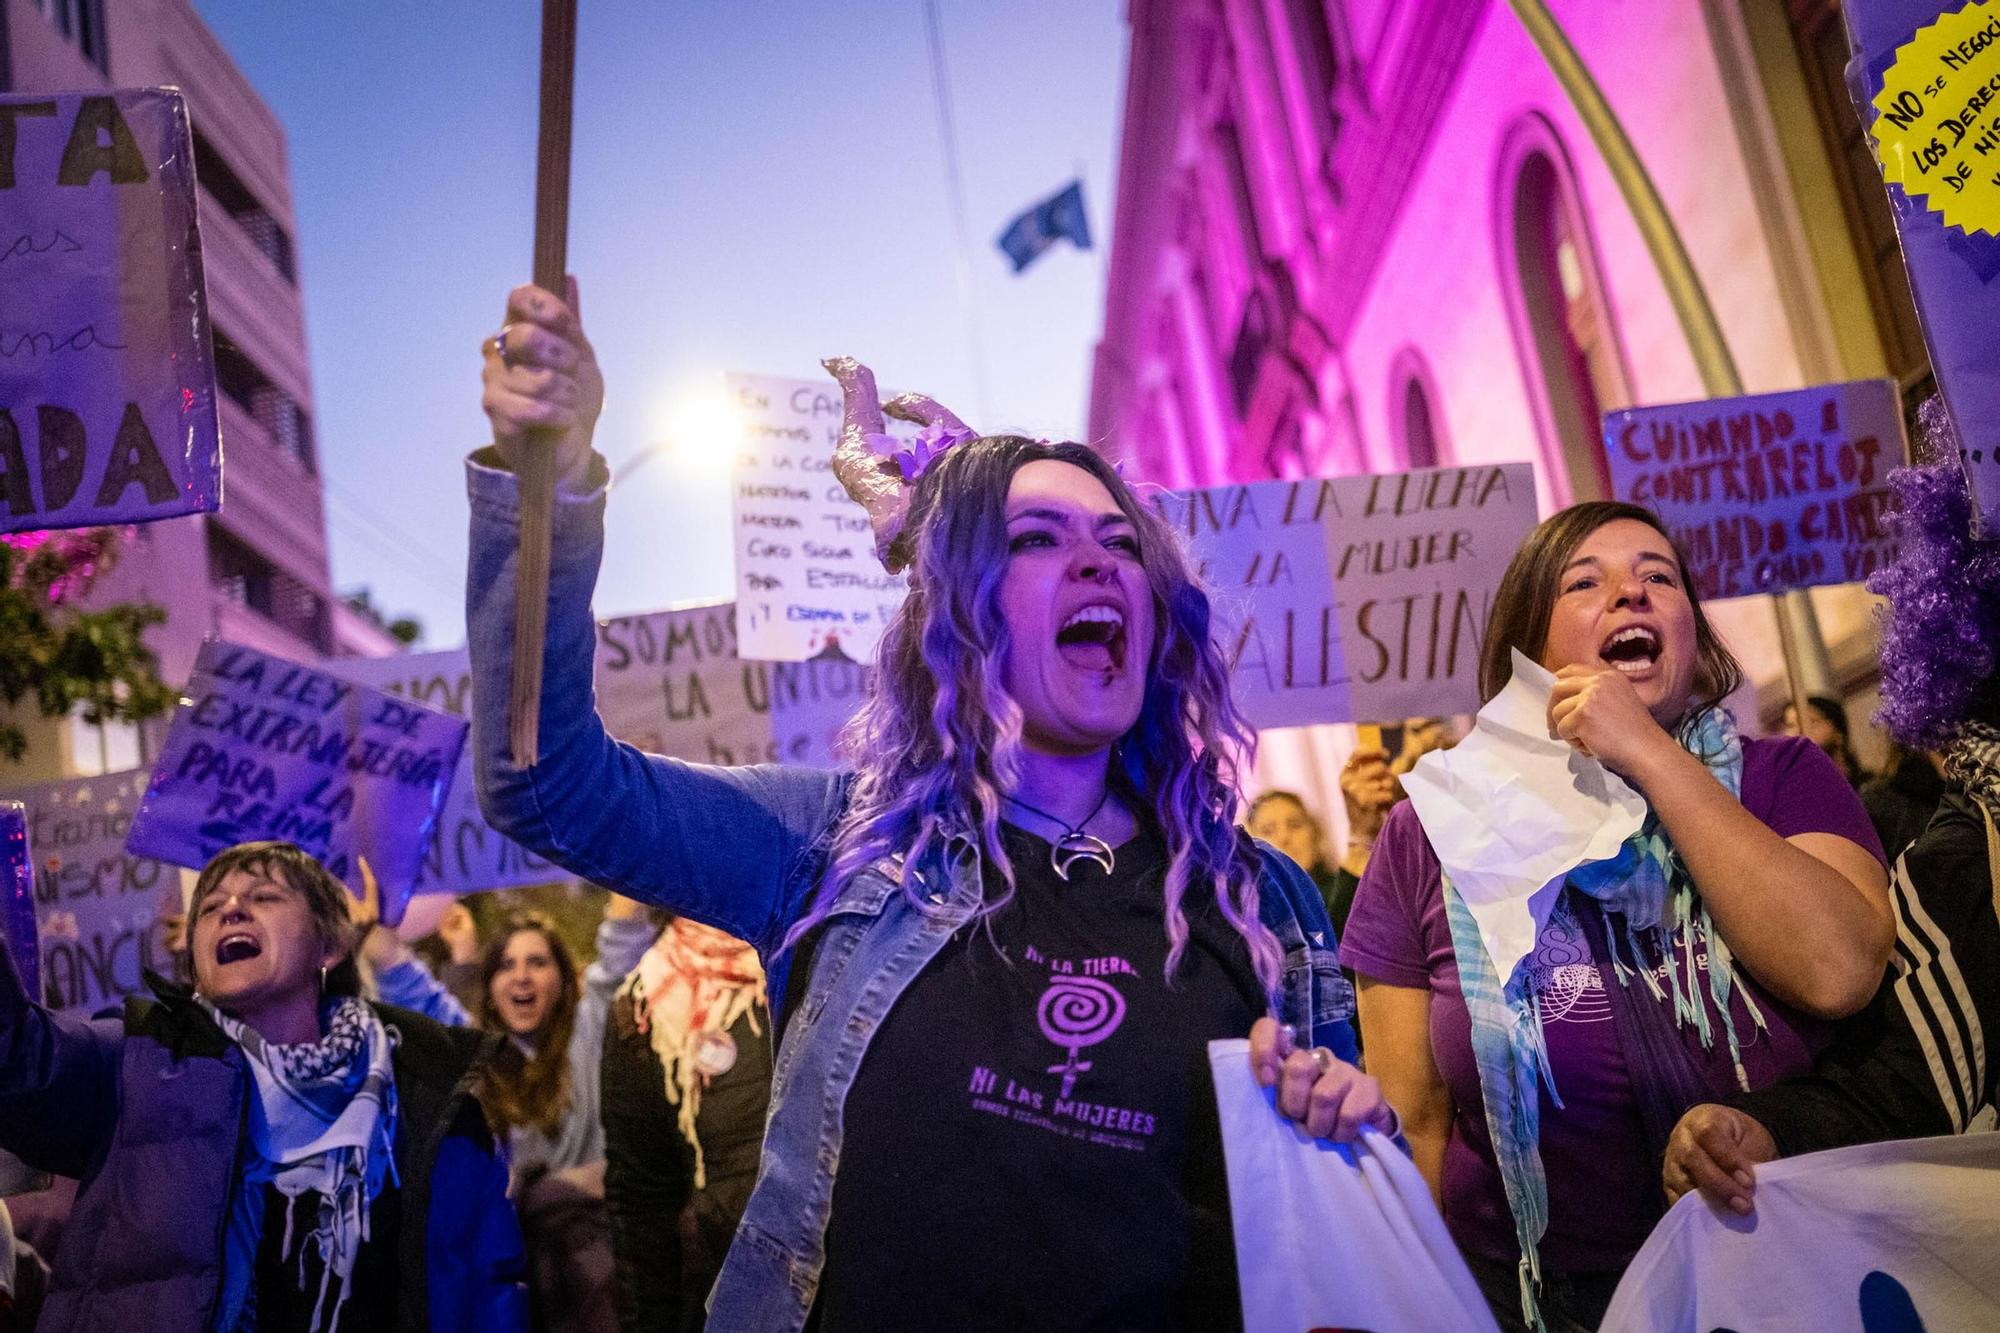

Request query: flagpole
[
  {"left": 1505, "top": 0, "right": 1823, "bottom": 728},
  {"left": 510, "top": 0, "right": 579, "bottom": 769}
]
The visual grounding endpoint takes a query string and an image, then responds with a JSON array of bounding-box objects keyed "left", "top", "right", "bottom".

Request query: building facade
[
  {"left": 2, "top": 0, "right": 399, "bottom": 781},
  {"left": 1092, "top": 0, "right": 1917, "bottom": 813}
]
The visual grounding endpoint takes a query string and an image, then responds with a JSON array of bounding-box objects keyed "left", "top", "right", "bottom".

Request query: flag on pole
[{"left": 997, "top": 180, "right": 1091, "bottom": 273}]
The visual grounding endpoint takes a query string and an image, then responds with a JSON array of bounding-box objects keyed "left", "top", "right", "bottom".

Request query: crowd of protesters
[{"left": 0, "top": 281, "right": 1994, "bottom": 1332}]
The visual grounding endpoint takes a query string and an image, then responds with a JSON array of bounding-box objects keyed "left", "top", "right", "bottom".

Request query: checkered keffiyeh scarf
[
  {"left": 203, "top": 995, "right": 399, "bottom": 1333},
  {"left": 1441, "top": 706, "right": 1764, "bottom": 1332},
  {"left": 1946, "top": 719, "right": 2000, "bottom": 817}
]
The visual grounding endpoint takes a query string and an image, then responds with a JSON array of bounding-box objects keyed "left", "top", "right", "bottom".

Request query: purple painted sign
[
  {"left": 3, "top": 769, "right": 180, "bottom": 1013},
  {"left": 0, "top": 90, "right": 221, "bottom": 534},
  {"left": 126, "top": 640, "right": 465, "bottom": 924},
  {"left": 323, "top": 600, "right": 865, "bottom": 900},
  {"left": 0, "top": 801, "right": 37, "bottom": 1006},
  {"left": 1603, "top": 380, "right": 1908, "bottom": 599},
  {"left": 1843, "top": 2, "right": 2000, "bottom": 533}
]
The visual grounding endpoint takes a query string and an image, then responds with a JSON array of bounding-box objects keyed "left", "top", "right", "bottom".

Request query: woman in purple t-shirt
[{"left": 1341, "top": 502, "right": 1890, "bottom": 1332}]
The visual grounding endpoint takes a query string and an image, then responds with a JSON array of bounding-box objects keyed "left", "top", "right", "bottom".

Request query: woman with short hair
[{"left": 0, "top": 840, "right": 526, "bottom": 1333}]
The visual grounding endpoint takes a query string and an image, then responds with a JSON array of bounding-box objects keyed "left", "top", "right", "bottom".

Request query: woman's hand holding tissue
[{"left": 1546, "top": 665, "right": 1680, "bottom": 782}]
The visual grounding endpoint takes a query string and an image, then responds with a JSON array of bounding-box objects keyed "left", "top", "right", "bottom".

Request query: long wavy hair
[
  {"left": 476, "top": 913, "right": 581, "bottom": 1136},
  {"left": 786, "top": 436, "right": 1284, "bottom": 994}
]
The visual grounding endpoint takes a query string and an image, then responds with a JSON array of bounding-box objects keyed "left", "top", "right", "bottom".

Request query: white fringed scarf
[{"left": 204, "top": 995, "right": 398, "bottom": 1333}]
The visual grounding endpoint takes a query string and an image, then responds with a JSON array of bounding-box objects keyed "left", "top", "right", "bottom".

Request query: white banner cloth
[
  {"left": 1209, "top": 1039, "right": 1499, "bottom": 1333},
  {"left": 1603, "top": 1131, "right": 2000, "bottom": 1332}
]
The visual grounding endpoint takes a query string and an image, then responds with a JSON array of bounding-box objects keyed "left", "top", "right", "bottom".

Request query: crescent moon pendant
[{"left": 1051, "top": 832, "right": 1117, "bottom": 881}]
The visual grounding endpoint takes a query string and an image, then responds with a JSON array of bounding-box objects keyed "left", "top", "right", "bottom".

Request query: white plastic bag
[{"left": 1210, "top": 1038, "right": 1500, "bottom": 1333}]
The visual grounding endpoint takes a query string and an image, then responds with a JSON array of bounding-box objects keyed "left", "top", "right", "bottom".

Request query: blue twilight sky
[{"left": 191, "top": 1, "right": 1125, "bottom": 647}]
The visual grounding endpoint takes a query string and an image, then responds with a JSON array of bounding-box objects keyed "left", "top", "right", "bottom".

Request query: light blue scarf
[{"left": 1441, "top": 706, "right": 1766, "bottom": 1331}]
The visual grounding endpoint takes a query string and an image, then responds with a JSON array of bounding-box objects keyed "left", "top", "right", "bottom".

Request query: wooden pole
[
  {"left": 1506, "top": 0, "right": 1814, "bottom": 730},
  {"left": 510, "top": 0, "right": 578, "bottom": 768}
]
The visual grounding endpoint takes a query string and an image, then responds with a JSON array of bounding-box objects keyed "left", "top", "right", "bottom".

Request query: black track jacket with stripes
[{"left": 1730, "top": 790, "right": 1998, "bottom": 1156}]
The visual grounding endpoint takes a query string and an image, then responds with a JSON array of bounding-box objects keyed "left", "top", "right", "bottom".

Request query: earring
[{"left": 319, "top": 963, "right": 329, "bottom": 995}]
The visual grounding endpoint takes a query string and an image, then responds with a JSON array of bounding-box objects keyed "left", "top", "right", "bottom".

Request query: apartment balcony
[
  {"left": 212, "top": 592, "right": 331, "bottom": 665},
  {"left": 199, "top": 194, "right": 309, "bottom": 388},
  {"left": 215, "top": 395, "right": 328, "bottom": 576}
]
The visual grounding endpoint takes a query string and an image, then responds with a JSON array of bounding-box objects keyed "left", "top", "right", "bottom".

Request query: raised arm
[
  {"left": 1633, "top": 742, "right": 1890, "bottom": 1018},
  {"left": 572, "top": 897, "right": 658, "bottom": 1059},
  {"left": 0, "top": 932, "right": 121, "bottom": 1180},
  {"left": 352, "top": 859, "right": 473, "bottom": 1027},
  {"left": 469, "top": 282, "right": 848, "bottom": 952}
]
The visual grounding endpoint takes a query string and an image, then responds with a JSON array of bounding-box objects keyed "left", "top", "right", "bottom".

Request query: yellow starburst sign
[{"left": 1872, "top": 1, "right": 2000, "bottom": 236}]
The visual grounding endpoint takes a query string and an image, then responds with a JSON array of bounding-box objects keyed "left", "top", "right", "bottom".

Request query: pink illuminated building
[
  {"left": 1093, "top": 0, "right": 1925, "bottom": 809},
  {"left": 3, "top": 0, "right": 401, "bottom": 781}
]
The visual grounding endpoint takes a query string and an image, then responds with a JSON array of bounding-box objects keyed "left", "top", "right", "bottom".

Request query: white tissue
[{"left": 1399, "top": 650, "right": 1648, "bottom": 987}]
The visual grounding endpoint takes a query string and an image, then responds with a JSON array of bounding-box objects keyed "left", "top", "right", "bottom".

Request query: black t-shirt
[
  {"left": 251, "top": 1180, "right": 400, "bottom": 1331},
  {"left": 815, "top": 820, "right": 1266, "bottom": 1332}
]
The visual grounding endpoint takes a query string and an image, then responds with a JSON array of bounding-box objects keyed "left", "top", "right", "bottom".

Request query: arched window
[
  {"left": 1387, "top": 347, "right": 1448, "bottom": 470},
  {"left": 1498, "top": 119, "right": 1631, "bottom": 503},
  {"left": 1402, "top": 377, "right": 1440, "bottom": 470}
]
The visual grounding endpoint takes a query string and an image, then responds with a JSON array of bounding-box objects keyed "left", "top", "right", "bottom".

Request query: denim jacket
[{"left": 464, "top": 453, "right": 1357, "bottom": 1332}]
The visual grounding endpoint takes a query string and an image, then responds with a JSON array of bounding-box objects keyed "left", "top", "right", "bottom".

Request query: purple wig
[{"left": 1869, "top": 402, "right": 2000, "bottom": 748}]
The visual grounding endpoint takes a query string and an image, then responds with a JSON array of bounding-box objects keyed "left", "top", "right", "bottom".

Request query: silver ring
[
  {"left": 1310, "top": 1047, "right": 1336, "bottom": 1076},
  {"left": 490, "top": 325, "right": 516, "bottom": 369}
]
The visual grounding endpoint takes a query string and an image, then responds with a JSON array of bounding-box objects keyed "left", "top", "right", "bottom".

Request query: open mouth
[
  {"left": 1600, "top": 625, "right": 1662, "bottom": 676},
  {"left": 216, "top": 933, "right": 262, "bottom": 966},
  {"left": 504, "top": 991, "right": 542, "bottom": 1021},
  {"left": 1055, "top": 605, "right": 1127, "bottom": 674}
]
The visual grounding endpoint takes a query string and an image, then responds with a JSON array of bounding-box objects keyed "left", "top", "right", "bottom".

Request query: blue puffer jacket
[{"left": 0, "top": 940, "right": 529, "bottom": 1333}]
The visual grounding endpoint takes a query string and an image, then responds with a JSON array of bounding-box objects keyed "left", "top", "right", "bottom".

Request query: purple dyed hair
[
  {"left": 785, "top": 435, "right": 1285, "bottom": 996},
  {"left": 1868, "top": 402, "right": 2000, "bottom": 748}
]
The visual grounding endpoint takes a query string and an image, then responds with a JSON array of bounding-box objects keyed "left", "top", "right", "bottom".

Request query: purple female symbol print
[{"left": 1037, "top": 975, "right": 1127, "bottom": 1098}]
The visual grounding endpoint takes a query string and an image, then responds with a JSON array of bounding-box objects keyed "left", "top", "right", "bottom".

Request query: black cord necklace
[{"left": 1004, "top": 788, "right": 1116, "bottom": 880}]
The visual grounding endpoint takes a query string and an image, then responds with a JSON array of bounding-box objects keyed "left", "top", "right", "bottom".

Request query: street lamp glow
[{"left": 649, "top": 382, "right": 744, "bottom": 478}]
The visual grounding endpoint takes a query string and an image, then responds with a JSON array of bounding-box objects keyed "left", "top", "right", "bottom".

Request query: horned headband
[{"left": 823, "top": 356, "right": 977, "bottom": 575}]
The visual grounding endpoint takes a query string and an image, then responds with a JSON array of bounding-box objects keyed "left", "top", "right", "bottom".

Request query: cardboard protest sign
[
  {"left": 126, "top": 640, "right": 466, "bottom": 921},
  {"left": 3, "top": 770, "right": 180, "bottom": 1013},
  {"left": 326, "top": 600, "right": 865, "bottom": 899},
  {"left": 595, "top": 600, "right": 865, "bottom": 766},
  {"left": 1603, "top": 381, "right": 1907, "bottom": 598},
  {"left": 1157, "top": 463, "right": 1538, "bottom": 728},
  {"left": 0, "top": 89, "right": 221, "bottom": 533},
  {"left": 728, "top": 372, "right": 914, "bottom": 663},
  {"left": 1158, "top": 481, "right": 1353, "bottom": 729},
  {"left": 1, "top": 801, "right": 38, "bottom": 1005},
  {"left": 326, "top": 649, "right": 560, "bottom": 901},
  {"left": 1846, "top": 1, "right": 2000, "bottom": 533}
]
